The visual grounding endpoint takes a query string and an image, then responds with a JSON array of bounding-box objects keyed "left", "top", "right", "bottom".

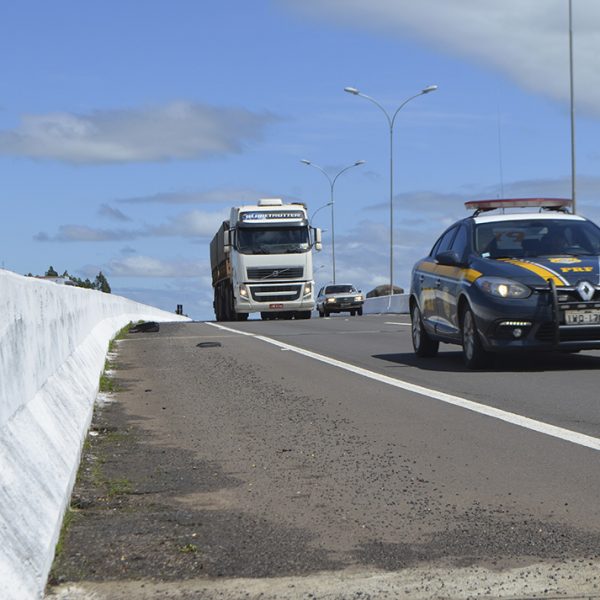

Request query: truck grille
[
  {"left": 247, "top": 267, "right": 303, "bottom": 280},
  {"left": 250, "top": 284, "right": 302, "bottom": 302}
]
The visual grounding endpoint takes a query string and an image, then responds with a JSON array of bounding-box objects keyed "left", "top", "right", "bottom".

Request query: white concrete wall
[
  {"left": 0, "top": 269, "right": 190, "bottom": 600},
  {"left": 363, "top": 293, "right": 410, "bottom": 315}
]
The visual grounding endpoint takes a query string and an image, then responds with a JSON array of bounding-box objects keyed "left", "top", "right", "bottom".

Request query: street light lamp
[
  {"left": 344, "top": 84, "right": 437, "bottom": 299},
  {"left": 301, "top": 159, "right": 365, "bottom": 283}
]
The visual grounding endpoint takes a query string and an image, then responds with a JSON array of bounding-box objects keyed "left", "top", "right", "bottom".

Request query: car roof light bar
[{"left": 465, "top": 198, "right": 573, "bottom": 216}]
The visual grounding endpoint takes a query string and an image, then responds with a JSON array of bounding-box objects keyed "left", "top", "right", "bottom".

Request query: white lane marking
[
  {"left": 385, "top": 322, "right": 411, "bottom": 326},
  {"left": 206, "top": 322, "right": 600, "bottom": 452}
]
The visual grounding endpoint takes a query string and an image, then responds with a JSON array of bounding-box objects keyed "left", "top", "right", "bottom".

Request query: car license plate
[
  {"left": 269, "top": 303, "right": 283, "bottom": 309},
  {"left": 565, "top": 309, "right": 600, "bottom": 324}
]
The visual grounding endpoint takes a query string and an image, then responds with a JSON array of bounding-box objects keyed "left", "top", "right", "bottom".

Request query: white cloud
[
  {"left": 117, "top": 187, "right": 280, "bottom": 205},
  {"left": 148, "top": 209, "right": 229, "bottom": 238},
  {"left": 35, "top": 208, "right": 229, "bottom": 242},
  {"left": 0, "top": 101, "right": 277, "bottom": 164},
  {"left": 98, "top": 203, "right": 131, "bottom": 222},
  {"left": 281, "top": 0, "right": 600, "bottom": 115},
  {"left": 108, "top": 255, "right": 208, "bottom": 278}
]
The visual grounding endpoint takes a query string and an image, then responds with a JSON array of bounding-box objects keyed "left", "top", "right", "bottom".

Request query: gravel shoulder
[{"left": 46, "top": 322, "right": 600, "bottom": 599}]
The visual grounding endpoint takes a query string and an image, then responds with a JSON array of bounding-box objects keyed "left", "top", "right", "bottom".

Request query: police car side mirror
[{"left": 436, "top": 250, "right": 463, "bottom": 267}]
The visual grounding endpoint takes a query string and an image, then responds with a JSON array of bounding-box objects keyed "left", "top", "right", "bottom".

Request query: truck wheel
[
  {"left": 296, "top": 311, "right": 311, "bottom": 320},
  {"left": 238, "top": 313, "right": 248, "bottom": 321},
  {"left": 260, "top": 312, "right": 271, "bottom": 320}
]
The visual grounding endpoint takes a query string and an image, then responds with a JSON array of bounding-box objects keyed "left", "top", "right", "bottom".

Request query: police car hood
[{"left": 472, "top": 255, "right": 600, "bottom": 288}]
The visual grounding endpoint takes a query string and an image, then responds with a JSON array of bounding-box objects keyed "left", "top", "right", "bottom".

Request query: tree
[
  {"left": 94, "top": 271, "right": 111, "bottom": 293},
  {"left": 45, "top": 266, "right": 58, "bottom": 277}
]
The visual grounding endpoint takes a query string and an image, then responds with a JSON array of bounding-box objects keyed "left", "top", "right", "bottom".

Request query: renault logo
[{"left": 577, "top": 281, "right": 595, "bottom": 301}]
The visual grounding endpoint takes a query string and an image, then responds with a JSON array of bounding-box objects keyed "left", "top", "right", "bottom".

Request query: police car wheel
[
  {"left": 411, "top": 304, "right": 439, "bottom": 357},
  {"left": 461, "top": 307, "right": 492, "bottom": 369}
]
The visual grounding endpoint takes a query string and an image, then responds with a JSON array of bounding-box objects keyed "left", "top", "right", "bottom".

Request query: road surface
[{"left": 47, "top": 315, "right": 600, "bottom": 599}]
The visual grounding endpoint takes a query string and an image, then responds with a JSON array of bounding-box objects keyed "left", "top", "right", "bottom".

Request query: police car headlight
[
  {"left": 355, "top": 295, "right": 364, "bottom": 302},
  {"left": 476, "top": 277, "right": 531, "bottom": 299},
  {"left": 326, "top": 297, "right": 336, "bottom": 303}
]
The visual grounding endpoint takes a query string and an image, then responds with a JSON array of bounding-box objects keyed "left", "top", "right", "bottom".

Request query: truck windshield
[{"left": 237, "top": 226, "right": 310, "bottom": 255}]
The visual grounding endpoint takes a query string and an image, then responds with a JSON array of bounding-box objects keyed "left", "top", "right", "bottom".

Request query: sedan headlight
[
  {"left": 355, "top": 295, "right": 364, "bottom": 302},
  {"left": 475, "top": 277, "right": 531, "bottom": 299},
  {"left": 326, "top": 297, "right": 336, "bottom": 303}
]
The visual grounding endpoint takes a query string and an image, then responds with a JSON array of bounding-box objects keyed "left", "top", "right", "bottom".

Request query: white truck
[{"left": 210, "top": 198, "right": 322, "bottom": 321}]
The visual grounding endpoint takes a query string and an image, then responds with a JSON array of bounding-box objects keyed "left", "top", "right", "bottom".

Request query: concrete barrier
[
  {"left": 0, "top": 269, "right": 190, "bottom": 600},
  {"left": 363, "top": 293, "right": 409, "bottom": 315}
]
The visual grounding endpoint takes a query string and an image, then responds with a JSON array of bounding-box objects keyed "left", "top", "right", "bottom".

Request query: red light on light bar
[{"left": 465, "top": 198, "right": 573, "bottom": 211}]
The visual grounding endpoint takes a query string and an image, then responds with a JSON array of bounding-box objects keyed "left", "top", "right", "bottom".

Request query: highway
[{"left": 48, "top": 314, "right": 600, "bottom": 599}]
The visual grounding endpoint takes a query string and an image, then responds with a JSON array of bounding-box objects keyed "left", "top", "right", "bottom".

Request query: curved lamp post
[
  {"left": 344, "top": 85, "right": 437, "bottom": 297},
  {"left": 309, "top": 201, "right": 333, "bottom": 226},
  {"left": 301, "top": 159, "right": 365, "bottom": 284}
]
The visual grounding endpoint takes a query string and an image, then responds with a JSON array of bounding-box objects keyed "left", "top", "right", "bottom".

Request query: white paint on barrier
[
  {"left": 363, "top": 293, "right": 409, "bottom": 314},
  {"left": 0, "top": 269, "right": 189, "bottom": 600},
  {"left": 208, "top": 322, "right": 600, "bottom": 453}
]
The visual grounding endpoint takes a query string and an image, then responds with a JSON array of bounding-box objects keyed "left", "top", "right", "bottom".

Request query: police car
[{"left": 410, "top": 198, "right": 600, "bottom": 368}]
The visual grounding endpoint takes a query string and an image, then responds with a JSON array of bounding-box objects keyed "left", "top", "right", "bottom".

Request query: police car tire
[
  {"left": 411, "top": 304, "right": 439, "bottom": 357},
  {"left": 461, "top": 307, "right": 492, "bottom": 369}
]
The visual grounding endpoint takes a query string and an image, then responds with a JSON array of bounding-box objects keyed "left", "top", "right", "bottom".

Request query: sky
[{"left": 3, "top": 0, "right": 600, "bottom": 321}]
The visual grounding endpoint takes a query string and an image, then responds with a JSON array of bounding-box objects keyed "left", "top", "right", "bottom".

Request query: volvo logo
[{"left": 577, "top": 281, "right": 595, "bottom": 301}]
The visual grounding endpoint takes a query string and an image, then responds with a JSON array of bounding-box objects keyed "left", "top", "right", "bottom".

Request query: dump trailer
[{"left": 210, "top": 198, "right": 322, "bottom": 321}]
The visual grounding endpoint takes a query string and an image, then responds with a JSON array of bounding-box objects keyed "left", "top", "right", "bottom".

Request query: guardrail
[
  {"left": 0, "top": 269, "right": 189, "bottom": 600},
  {"left": 363, "top": 294, "right": 409, "bottom": 314}
]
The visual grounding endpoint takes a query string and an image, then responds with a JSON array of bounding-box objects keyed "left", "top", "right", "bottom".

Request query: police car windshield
[
  {"left": 474, "top": 219, "right": 600, "bottom": 259},
  {"left": 237, "top": 226, "right": 310, "bottom": 254}
]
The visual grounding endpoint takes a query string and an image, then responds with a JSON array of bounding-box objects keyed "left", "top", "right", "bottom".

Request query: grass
[
  {"left": 106, "top": 478, "right": 133, "bottom": 498},
  {"left": 54, "top": 508, "right": 79, "bottom": 559}
]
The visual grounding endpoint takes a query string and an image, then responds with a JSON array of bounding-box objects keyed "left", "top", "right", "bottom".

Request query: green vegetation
[
  {"left": 106, "top": 478, "right": 133, "bottom": 498},
  {"left": 26, "top": 266, "right": 112, "bottom": 293},
  {"left": 54, "top": 508, "right": 79, "bottom": 559},
  {"left": 179, "top": 543, "right": 198, "bottom": 554}
]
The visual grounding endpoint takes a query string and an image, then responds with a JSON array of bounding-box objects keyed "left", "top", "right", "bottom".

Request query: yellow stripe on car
[{"left": 498, "top": 259, "right": 567, "bottom": 286}]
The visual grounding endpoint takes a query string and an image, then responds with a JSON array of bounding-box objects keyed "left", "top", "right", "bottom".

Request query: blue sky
[{"left": 3, "top": 0, "right": 600, "bottom": 320}]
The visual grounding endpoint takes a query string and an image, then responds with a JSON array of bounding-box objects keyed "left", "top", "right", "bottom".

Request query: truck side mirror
[
  {"left": 223, "top": 229, "right": 231, "bottom": 254},
  {"left": 313, "top": 227, "right": 322, "bottom": 251}
]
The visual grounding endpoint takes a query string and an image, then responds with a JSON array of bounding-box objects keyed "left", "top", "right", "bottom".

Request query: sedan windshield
[
  {"left": 325, "top": 285, "right": 356, "bottom": 294},
  {"left": 475, "top": 219, "right": 600, "bottom": 259},
  {"left": 237, "top": 226, "right": 310, "bottom": 255}
]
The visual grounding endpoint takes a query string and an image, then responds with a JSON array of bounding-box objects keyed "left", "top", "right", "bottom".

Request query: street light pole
[
  {"left": 569, "top": 0, "right": 577, "bottom": 213},
  {"left": 344, "top": 85, "right": 437, "bottom": 298},
  {"left": 301, "top": 159, "right": 365, "bottom": 284}
]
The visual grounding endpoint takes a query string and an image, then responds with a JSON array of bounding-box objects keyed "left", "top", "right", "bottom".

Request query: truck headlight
[
  {"left": 475, "top": 277, "right": 531, "bottom": 299},
  {"left": 326, "top": 297, "right": 335, "bottom": 303},
  {"left": 303, "top": 282, "right": 312, "bottom": 297},
  {"left": 239, "top": 284, "right": 250, "bottom": 299},
  {"left": 355, "top": 295, "right": 364, "bottom": 302}
]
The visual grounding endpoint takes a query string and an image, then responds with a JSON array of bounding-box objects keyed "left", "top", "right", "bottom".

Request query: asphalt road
[{"left": 47, "top": 314, "right": 600, "bottom": 599}]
